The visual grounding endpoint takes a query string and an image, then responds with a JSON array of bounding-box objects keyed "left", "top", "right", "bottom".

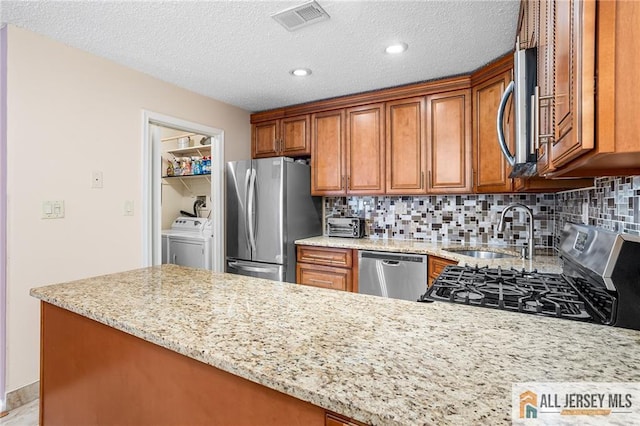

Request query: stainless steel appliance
[
  {"left": 420, "top": 223, "right": 640, "bottom": 330},
  {"left": 359, "top": 251, "right": 427, "bottom": 301},
  {"left": 226, "top": 157, "right": 322, "bottom": 282},
  {"left": 497, "top": 41, "right": 538, "bottom": 178},
  {"left": 162, "top": 217, "right": 214, "bottom": 270},
  {"left": 327, "top": 217, "right": 365, "bottom": 238}
]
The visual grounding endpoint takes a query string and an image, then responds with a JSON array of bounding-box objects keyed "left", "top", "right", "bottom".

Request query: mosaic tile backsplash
[
  {"left": 325, "top": 176, "right": 640, "bottom": 250},
  {"left": 555, "top": 176, "right": 640, "bottom": 240},
  {"left": 325, "top": 194, "right": 557, "bottom": 248}
]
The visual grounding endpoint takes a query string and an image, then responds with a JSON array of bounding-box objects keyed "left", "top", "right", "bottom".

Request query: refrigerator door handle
[
  {"left": 228, "top": 261, "right": 275, "bottom": 274},
  {"left": 247, "top": 167, "right": 257, "bottom": 252},
  {"left": 243, "top": 168, "right": 252, "bottom": 251}
]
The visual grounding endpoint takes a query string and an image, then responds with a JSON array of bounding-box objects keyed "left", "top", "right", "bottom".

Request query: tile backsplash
[
  {"left": 325, "top": 193, "right": 556, "bottom": 248},
  {"left": 324, "top": 176, "right": 640, "bottom": 249},
  {"left": 555, "top": 176, "right": 640, "bottom": 239}
]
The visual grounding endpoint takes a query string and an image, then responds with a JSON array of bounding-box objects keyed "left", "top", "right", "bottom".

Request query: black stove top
[
  {"left": 420, "top": 265, "right": 612, "bottom": 323},
  {"left": 418, "top": 224, "right": 640, "bottom": 330}
]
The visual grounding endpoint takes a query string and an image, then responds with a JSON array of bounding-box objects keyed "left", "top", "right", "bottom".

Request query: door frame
[
  {"left": 0, "top": 24, "right": 7, "bottom": 411},
  {"left": 141, "top": 111, "right": 224, "bottom": 272}
]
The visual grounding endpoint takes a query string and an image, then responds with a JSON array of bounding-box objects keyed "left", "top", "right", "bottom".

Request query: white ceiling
[{"left": 1, "top": 1, "right": 519, "bottom": 113}]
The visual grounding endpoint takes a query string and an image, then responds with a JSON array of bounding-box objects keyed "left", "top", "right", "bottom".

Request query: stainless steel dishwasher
[{"left": 358, "top": 251, "right": 428, "bottom": 301}]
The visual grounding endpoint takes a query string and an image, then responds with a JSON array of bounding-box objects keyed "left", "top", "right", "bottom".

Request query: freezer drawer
[
  {"left": 226, "top": 258, "right": 285, "bottom": 282},
  {"left": 358, "top": 251, "right": 428, "bottom": 301}
]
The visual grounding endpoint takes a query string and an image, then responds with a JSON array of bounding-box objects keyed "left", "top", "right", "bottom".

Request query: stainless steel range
[{"left": 420, "top": 223, "right": 640, "bottom": 330}]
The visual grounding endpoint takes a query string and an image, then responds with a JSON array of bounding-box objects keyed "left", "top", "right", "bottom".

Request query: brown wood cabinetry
[
  {"left": 548, "top": 0, "right": 595, "bottom": 168},
  {"left": 252, "top": 115, "right": 310, "bottom": 158},
  {"left": 346, "top": 104, "right": 386, "bottom": 194},
  {"left": 528, "top": 0, "right": 640, "bottom": 177},
  {"left": 535, "top": 0, "right": 554, "bottom": 175},
  {"left": 326, "top": 412, "right": 366, "bottom": 426},
  {"left": 426, "top": 89, "right": 472, "bottom": 193},
  {"left": 385, "top": 97, "right": 426, "bottom": 194},
  {"left": 311, "top": 110, "right": 346, "bottom": 195},
  {"left": 472, "top": 63, "right": 515, "bottom": 193},
  {"left": 428, "top": 255, "right": 457, "bottom": 287},
  {"left": 296, "top": 246, "right": 356, "bottom": 292}
]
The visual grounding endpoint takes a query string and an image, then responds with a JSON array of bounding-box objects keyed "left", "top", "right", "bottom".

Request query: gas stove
[{"left": 420, "top": 223, "right": 640, "bottom": 330}]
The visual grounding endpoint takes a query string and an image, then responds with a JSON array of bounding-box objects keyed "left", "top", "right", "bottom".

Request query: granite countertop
[
  {"left": 31, "top": 265, "right": 640, "bottom": 425},
  {"left": 295, "top": 236, "right": 563, "bottom": 273}
]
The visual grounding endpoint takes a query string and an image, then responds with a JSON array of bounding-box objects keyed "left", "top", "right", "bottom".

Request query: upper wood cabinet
[
  {"left": 311, "top": 110, "right": 346, "bottom": 195},
  {"left": 472, "top": 70, "right": 515, "bottom": 193},
  {"left": 535, "top": 0, "right": 554, "bottom": 175},
  {"left": 345, "top": 104, "right": 385, "bottom": 194},
  {"left": 518, "top": 0, "right": 539, "bottom": 49},
  {"left": 537, "top": 1, "right": 640, "bottom": 177},
  {"left": 252, "top": 115, "right": 310, "bottom": 158},
  {"left": 426, "top": 89, "right": 472, "bottom": 193},
  {"left": 385, "top": 97, "right": 426, "bottom": 194},
  {"left": 548, "top": 0, "right": 595, "bottom": 168}
]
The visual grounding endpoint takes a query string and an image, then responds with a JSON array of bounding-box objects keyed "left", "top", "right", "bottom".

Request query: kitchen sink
[{"left": 443, "top": 249, "right": 517, "bottom": 259}]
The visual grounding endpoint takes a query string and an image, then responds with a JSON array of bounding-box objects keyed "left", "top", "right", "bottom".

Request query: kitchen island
[{"left": 31, "top": 265, "right": 640, "bottom": 425}]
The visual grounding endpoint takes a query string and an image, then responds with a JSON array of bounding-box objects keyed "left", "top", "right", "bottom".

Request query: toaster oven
[{"left": 327, "top": 217, "right": 365, "bottom": 238}]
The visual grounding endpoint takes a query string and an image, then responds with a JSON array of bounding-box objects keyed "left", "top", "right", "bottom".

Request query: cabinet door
[
  {"left": 536, "top": 0, "right": 554, "bottom": 175},
  {"left": 472, "top": 71, "right": 514, "bottom": 193},
  {"left": 428, "top": 255, "right": 456, "bottom": 287},
  {"left": 296, "top": 263, "right": 352, "bottom": 292},
  {"left": 252, "top": 120, "right": 279, "bottom": 158},
  {"left": 281, "top": 115, "right": 310, "bottom": 156},
  {"left": 385, "top": 97, "right": 426, "bottom": 194},
  {"left": 518, "top": 0, "right": 539, "bottom": 49},
  {"left": 550, "top": 0, "right": 595, "bottom": 167},
  {"left": 311, "top": 110, "right": 346, "bottom": 195},
  {"left": 426, "top": 89, "right": 472, "bottom": 193},
  {"left": 346, "top": 104, "right": 385, "bottom": 194}
]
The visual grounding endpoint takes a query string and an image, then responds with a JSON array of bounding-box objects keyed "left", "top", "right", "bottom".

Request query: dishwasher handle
[{"left": 381, "top": 260, "right": 400, "bottom": 266}]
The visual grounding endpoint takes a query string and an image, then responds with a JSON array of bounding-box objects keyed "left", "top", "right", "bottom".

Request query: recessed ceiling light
[
  {"left": 290, "top": 68, "right": 312, "bottom": 77},
  {"left": 385, "top": 42, "right": 408, "bottom": 54}
]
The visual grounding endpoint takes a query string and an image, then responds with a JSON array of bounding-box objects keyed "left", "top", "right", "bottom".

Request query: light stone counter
[
  {"left": 31, "top": 265, "right": 640, "bottom": 425},
  {"left": 296, "top": 236, "right": 563, "bottom": 273}
]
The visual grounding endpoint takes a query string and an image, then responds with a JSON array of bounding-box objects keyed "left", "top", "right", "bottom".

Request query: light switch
[
  {"left": 42, "top": 200, "right": 64, "bottom": 219},
  {"left": 91, "top": 171, "right": 103, "bottom": 189},
  {"left": 124, "top": 200, "right": 134, "bottom": 216}
]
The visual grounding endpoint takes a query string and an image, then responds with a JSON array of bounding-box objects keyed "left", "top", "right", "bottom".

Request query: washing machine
[{"left": 161, "top": 217, "right": 214, "bottom": 270}]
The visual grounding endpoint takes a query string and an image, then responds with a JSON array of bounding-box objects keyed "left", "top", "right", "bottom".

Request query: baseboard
[{"left": 5, "top": 381, "right": 38, "bottom": 411}]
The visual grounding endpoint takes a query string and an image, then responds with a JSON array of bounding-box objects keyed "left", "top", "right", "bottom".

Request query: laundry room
[{"left": 160, "top": 126, "right": 214, "bottom": 269}]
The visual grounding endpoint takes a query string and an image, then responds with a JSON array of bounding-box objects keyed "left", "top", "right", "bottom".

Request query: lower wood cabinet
[
  {"left": 428, "top": 255, "right": 457, "bottom": 287},
  {"left": 296, "top": 246, "right": 357, "bottom": 292},
  {"left": 326, "top": 412, "right": 366, "bottom": 426},
  {"left": 297, "top": 263, "right": 352, "bottom": 292}
]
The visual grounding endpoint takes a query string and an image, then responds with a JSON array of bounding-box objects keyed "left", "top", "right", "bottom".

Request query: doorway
[{"left": 141, "top": 111, "right": 224, "bottom": 272}]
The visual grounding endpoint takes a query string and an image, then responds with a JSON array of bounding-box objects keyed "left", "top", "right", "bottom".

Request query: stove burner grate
[{"left": 423, "top": 265, "right": 596, "bottom": 322}]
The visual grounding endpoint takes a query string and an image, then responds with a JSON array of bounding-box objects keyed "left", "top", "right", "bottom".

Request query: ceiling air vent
[{"left": 272, "top": 1, "right": 330, "bottom": 32}]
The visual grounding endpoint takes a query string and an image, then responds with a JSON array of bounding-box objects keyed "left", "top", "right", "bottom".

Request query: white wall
[{"left": 5, "top": 25, "right": 251, "bottom": 393}]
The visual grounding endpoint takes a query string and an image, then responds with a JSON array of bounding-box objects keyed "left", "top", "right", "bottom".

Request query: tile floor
[{"left": 0, "top": 399, "right": 38, "bottom": 426}]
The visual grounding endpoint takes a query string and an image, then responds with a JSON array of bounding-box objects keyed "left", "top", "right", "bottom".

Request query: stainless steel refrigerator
[{"left": 226, "top": 157, "right": 322, "bottom": 282}]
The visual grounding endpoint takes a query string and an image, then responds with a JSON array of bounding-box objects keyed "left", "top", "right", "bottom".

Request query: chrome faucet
[{"left": 498, "top": 203, "right": 535, "bottom": 260}]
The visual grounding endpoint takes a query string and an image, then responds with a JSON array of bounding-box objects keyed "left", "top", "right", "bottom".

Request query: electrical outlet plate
[{"left": 91, "top": 171, "right": 103, "bottom": 189}]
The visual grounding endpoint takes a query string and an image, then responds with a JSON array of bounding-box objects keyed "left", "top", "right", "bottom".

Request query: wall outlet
[
  {"left": 582, "top": 201, "right": 589, "bottom": 224},
  {"left": 196, "top": 195, "right": 207, "bottom": 208},
  {"left": 91, "top": 171, "right": 103, "bottom": 189},
  {"left": 42, "top": 200, "right": 65, "bottom": 219}
]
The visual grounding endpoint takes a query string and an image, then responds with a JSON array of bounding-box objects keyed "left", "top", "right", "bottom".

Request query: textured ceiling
[{"left": 1, "top": 1, "right": 519, "bottom": 112}]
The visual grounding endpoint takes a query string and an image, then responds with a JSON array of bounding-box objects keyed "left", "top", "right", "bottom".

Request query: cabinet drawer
[
  {"left": 297, "top": 263, "right": 352, "bottom": 292},
  {"left": 297, "top": 246, "right": 353, "bottom": 268},
  {"left": 428, "top": 255, "right": 457, "bottom": 286}
]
